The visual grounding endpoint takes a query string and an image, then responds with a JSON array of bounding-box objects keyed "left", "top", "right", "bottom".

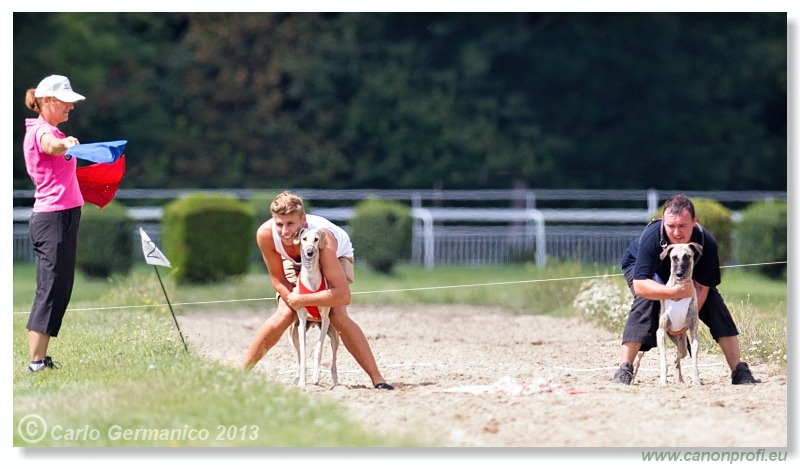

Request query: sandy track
[{"left": 179, "top": 304, "right": 788, "bottom": 448}]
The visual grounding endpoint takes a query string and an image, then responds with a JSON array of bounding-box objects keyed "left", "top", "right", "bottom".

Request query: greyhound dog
[
  {"left": 288, "top": 228, "right": 339, "bottom": 387},
  {"left": 632, "top": 242, "right": 703, "bottom": 386}
]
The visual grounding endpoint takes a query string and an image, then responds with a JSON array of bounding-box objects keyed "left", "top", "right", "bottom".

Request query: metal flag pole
[
  {"left": 152, "top": 264, "right": 188, "bottom": 353},
  {"left": 139, "top": 227, "right": 187, "bottom": 353}
]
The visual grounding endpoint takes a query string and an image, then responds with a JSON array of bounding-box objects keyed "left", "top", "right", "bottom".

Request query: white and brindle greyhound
[
  {"left": 288, "top": 227, "right": 339, "bottom": 387},
  {"left": 633, "top": 242, "right": 703, "bottom": 386}
]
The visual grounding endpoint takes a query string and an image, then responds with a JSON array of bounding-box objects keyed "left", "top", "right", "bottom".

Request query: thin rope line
[
  {"left": 720, "top": 261, "right": 787, "bottom": 269},
  {"left": 351, "top": 273, "right": 617, "bottom": 295},
  {"left": 12, "top": 260, "right": 787, "bottom": 315},
  {"left": 12, "top": 296, "right": 274, "bottom": 315}
]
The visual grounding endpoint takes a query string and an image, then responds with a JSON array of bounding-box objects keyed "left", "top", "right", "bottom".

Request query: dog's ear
[
  {"left": 659, "top": 244, "right": 674, "bottom": 261},
  {"left": 689, "top": 242, "right": 703, "bottom": 256},
  {"left": 317, "top": 229, "right": 327, "bottom": 250},
  {"left": 293, "top": 228, "right": 306, "bottom": 245}
]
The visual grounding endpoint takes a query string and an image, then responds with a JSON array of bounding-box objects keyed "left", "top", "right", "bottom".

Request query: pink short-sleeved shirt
[{"left": 23, "top": 117, "right": 83, "bottom": 212}]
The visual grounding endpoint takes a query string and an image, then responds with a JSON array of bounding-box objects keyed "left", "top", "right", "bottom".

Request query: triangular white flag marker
[
  {"left": 140, "top": 227, "right": 171, "bottom": 268},
  {"left": 139, "top": 226, "right": 187, "bottom": 352}
]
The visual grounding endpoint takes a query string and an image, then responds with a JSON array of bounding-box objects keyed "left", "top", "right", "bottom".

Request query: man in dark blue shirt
[{"left": 613, "top": 194, "right": 759, "bottom": 385}]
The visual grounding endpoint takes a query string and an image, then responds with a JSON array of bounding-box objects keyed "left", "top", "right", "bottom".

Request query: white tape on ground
[{"left": 552, "top": 362, "right": 724, "bottom": 372}]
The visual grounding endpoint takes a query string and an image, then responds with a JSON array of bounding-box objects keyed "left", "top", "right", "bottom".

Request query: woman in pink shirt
[{"left": 22, "top": 75, "right": 86, "bottom": 373}]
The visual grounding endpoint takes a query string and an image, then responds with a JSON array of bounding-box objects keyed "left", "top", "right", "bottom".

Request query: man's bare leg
[
  {"left": 241, "top": 303, "right": 295, "bottom": 370},
  {"left": 329, "top": 305, "right": 389, "bottom": 387}
]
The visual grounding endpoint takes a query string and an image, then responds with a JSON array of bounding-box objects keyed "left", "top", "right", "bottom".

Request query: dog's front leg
[
  {"left": 657, "top": 301, "right": 668, "bottom": 386},
  {"left": 313, "top": 314, "right": 330, "bottom": 385},
  {"left": 295, "top": 310, "right": 307, "bottom": 387},
  {"left": 689, "top": 332, "right": 700, "bottom": 385},
  {"left": 329, "top": 325, "right": 339, "bottom": 386},
  {"left": 689, "top": 325, "right": 700, "bottom": 385},
  {"left": 289, "top": 320, "right": 300, "bottom": 385},
  {"left": 657, "top": 328, "right": 668, "bottom": 386}
]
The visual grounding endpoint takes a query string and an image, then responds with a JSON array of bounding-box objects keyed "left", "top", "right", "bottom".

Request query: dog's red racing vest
[{"left": 298, "top": 278, "right": 327, "bottom": 319}]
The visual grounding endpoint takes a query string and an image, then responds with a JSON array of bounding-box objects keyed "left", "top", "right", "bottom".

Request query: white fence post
[{"left": 412, "top": 208, "right": 435, "bottom": 269}]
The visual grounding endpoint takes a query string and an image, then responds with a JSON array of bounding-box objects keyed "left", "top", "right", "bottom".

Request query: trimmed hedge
[
  {"left": 247, "top": 191, "right": 281, "bottom": 266},
  {"left": 349, "top": 198, "right": 412, "bottom": 274},
  {"left": 76, "top": 201, "right": 134, "bottom": 278},
  {"left": 162, "top": 193, "right": 255, "bottom": 284},
  {"left": 692, "top": 198, "right": 734, "bottom": 266},
  {"left": 733, "top": 200, "right": 787, "bottom": 279}
]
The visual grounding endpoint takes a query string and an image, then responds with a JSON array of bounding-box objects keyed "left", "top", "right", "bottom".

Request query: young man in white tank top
[{"left": 241, "top": 191, "right": 394, "bottom": 390}]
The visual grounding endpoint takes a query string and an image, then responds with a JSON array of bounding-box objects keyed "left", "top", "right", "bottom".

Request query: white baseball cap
[{"left": 34, "top": 75, "right": 86, "bottom": 103}]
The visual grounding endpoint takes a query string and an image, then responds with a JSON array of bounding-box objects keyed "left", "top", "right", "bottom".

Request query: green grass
[
  {"left": 12, "top": 260, "right": 787, "bottom": 446},
  {"left": 718, "top": 266, "right": 787, "bottom": 315},
  {"left": 717, "top": 267, "right": 788, "bottom": 364},
  {"left": 570, "top": 264, "right": 788, "bottom": 366},
  {"left": 13, "top": 262, "right": 416, "bottom": 447}
]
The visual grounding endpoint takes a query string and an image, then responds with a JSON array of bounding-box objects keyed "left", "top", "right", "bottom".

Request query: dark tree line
[{"left": 13, "top": 12, "right": 786, "bottom": 191}]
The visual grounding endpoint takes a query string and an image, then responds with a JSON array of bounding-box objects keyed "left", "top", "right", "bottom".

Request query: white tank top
[{"left": 271, "top": 214, "right": 354, "bottom": 266}]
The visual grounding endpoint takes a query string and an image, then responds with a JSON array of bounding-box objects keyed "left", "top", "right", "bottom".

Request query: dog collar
[{"left": 657, "top": 220, "right": 705, "bottom": 265}]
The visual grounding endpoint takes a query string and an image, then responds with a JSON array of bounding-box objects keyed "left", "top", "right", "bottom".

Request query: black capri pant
[{"left": 27, "top": 207, "right": 81, "bottom": 337}]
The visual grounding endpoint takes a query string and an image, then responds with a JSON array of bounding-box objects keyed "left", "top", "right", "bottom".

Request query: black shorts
[{"left": 620, "top": 266, "right": 738, "bottom": 352}]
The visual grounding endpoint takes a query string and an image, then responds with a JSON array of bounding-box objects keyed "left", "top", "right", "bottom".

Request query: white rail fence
[{"left": 12, "top": 189, "right": 785, "bottom": 267}]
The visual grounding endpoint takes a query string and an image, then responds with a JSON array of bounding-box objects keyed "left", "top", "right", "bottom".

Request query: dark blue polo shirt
[{"left": 620, "top": 220, "right": 720, "bottom": 288}]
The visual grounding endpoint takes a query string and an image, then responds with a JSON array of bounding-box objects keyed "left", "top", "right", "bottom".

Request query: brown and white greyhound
[{"left": 633, "top": 242, "right": 703, "bottom": 386}]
